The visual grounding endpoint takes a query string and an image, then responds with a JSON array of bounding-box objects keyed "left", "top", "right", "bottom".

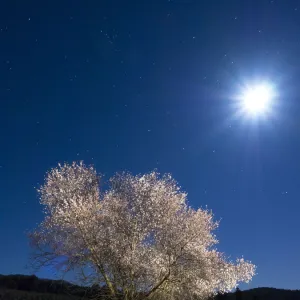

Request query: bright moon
[{"left": 241, "top": 84, "right": 273, "bottom": 115}]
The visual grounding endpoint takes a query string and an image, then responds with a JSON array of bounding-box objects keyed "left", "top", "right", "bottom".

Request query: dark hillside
[{"left": 1, "top": 275, "right": 300, "bottom": 300}]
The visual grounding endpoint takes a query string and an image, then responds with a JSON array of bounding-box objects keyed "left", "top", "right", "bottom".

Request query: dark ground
[{"left": 1, "top": 274, "right": 300, "bottom": 300}]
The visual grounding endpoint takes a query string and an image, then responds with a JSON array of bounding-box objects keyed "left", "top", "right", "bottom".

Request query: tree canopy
[{"left": 29, "top": 162, "right": 255, "bottom": 300}]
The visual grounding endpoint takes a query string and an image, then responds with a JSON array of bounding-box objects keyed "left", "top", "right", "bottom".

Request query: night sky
[{"left": 1, "top": 0, "right": 300, "bottom": 290}]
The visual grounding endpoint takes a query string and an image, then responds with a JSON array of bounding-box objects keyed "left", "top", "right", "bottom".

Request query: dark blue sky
[{"left": 1, "top": 0, "right": 300, "bottom": 290}]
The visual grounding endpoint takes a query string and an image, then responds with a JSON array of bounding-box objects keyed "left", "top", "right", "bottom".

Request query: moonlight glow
[{"left": 240, "top": 83, "right": 274, "bottom": 116}]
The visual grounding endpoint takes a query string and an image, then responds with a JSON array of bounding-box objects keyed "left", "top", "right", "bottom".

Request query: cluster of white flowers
[{"left": 30, "top": 162, "right": 255, "bottom": 300}]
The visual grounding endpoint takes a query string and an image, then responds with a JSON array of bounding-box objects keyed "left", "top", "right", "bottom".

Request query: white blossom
[{"left": 29, "top": 162, "right": 255, "bottom": 300}]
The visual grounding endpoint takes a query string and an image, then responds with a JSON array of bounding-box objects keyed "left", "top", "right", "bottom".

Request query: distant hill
[
  {"left": 217, "top": 287, "right": 300, "bottom": 300},
  {"left": 1, "top": 274, "right": 300, "bottom": 300},
  {"left": 0, "top": 274, "right": 87, "bottom": 297}
]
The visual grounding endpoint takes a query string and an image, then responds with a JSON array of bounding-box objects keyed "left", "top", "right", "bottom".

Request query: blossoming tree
[{"left": 29, "top": 162, "right": 255, "bottom": 300}]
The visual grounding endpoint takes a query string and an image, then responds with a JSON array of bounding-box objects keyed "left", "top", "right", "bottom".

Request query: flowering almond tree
[{"left": 29, "top": 162, "right": 255, "bottom": 300}]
